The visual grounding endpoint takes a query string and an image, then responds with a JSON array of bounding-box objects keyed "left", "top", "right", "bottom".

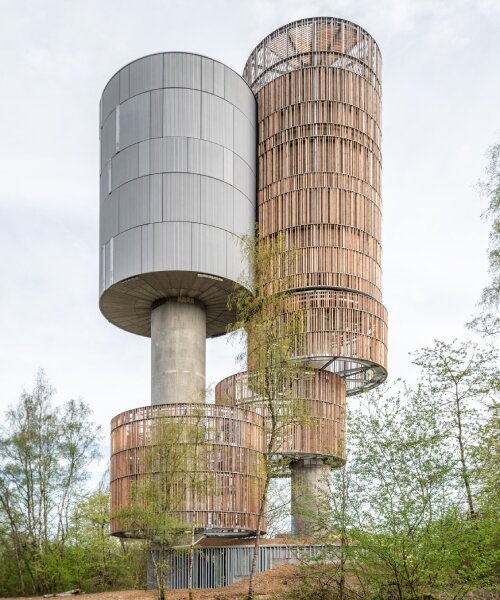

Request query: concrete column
[
  {"left": 290, "top": 458, "right": 331, "bottom": 537},
  {"left": 151, "top": 297, "right": 206, "bottom": 405}
]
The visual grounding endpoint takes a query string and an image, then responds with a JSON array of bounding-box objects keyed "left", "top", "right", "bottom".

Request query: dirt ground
[
  {"left": 3, "top": 567, "right": 497, "bottom": 600},
  {"left": 0, "top": 565, "right": 295, "bottom": 600}
]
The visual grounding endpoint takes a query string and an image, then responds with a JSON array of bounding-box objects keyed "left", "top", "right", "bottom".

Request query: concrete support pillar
[
  {"left": 151, "top": 297, "right": 206, "bottom": 405},
  {"left": 290, "top": 458, "right": 331, "bottom": 536}
]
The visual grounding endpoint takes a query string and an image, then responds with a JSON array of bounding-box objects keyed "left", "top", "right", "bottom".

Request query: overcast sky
[{"left": 1, "top": 0, "right": 499, "bottom": 479}]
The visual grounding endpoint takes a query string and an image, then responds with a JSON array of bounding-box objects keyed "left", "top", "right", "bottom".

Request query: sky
[{"left": 0, "top": 0, "right": 499, "bottom": 480}]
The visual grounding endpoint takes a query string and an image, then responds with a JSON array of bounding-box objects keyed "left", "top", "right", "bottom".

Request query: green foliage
[
  {"left": 272, "top": 561, "right": 359, "bottom": 600},
  {"left": 71, "top": 489, "right": 142, "bottom": 591},
  {"left": 0, "top": 371, "right": 102, "bottom": 595},
  {"left": 468, "top": 141, "right": 500, "bottom": 336},
  {"left": 228, "top": 232, "right": 311, "bottom": 600},
  {"left": 0, "top": 372, "right": 144, "bottom": 596},
  {"left": 279, "top": 340, "right": 499, "bottom": 600},
  {"left": 411, "top": 340, "right": 499, "bottom": 518},
  {"left": 116, "top": 410, "right": 208, "bottom": 599}
]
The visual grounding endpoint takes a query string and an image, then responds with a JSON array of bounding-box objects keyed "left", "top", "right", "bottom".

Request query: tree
[
  {"left": 279, "top": 340, "right": 499, "bottom": 600},
  {"left": 347, "top": 386, "right": 459, "bottom": 598},
  {"left": 116, "top": 408, "right": 207, "bottom": 600},
  {"left": 69, "top": 486, "right": 142, "bottom": 592},
  {"left": 468, "top": 141, "right": 500, "bottom": 336},
  {"left": 228, "top": 232, "right": 310, "bottom": 600},
  {"left": 285, "top": 384, "right": 496, "bottom": 599},
  {"left": 0, "top": 370, "right": 102, "bottom": 595},
  {"left": 411, "top": 339, "right": 499, "bottom": 519}
]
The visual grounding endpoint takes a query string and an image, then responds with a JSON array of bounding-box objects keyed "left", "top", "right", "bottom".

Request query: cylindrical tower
[
  {"left": 99, "top": 51, "right": 257, "bottom": 351},
  {"left": 100, "top": 53, "right": 266, "bottom": 536},
  {"left": 240, "top": 17, "right": 388, "bottom": 535},
  {"left": 110, "top": 404, "right": 265, "bottom": 537}
]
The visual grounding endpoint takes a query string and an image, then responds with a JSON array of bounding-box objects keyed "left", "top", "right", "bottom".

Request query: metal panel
[
  {"left": 113, "top": 227, "right": 142, "bottom": 283},
  {"left": 150, "top": 137, "right": 188, "bottom": 174},
  {"left": 163, "top": 88, "right": 201, "bottom": 138},
  {"left": 119, "top": 92, "right": 150, "bottom": 150},
  {"left": 201, "top": 92, "right": 233, "bottom": 150},
  {"left": 213, "top": 61, "right": 225, "bottom": 97},
  {"left": 119, "top": 65, "right": 130, "bottom": 102},
  {"left": 101, "top": 72, "right": 119, "bottom": 124},
  {"left": 164, "top": 53, "right": 201, "bottom": 89},
  {"left": 100, "top": 110, "right": 116, "bottom": 171},
  {"left": 187, "top": 139, "right": 223, "bottom": 180},
  {"left": 130, "top": 54, "right": 163, "bottom": 96},
  {"left": 138, "top": 140, "right": 150, "bottom": 177},
  {"left": 200, "top": 177, "right": 233, "bottom": 231},
  {"left": 234, "top": 108, "right": 256, "bottom": 172},
  {"left": 119, "top": 177, "right": 150, "bottom": 232},
  {"left": 141, "top": 224, "right": 154, "bottom": 273},
  {"left": 104, "top": 241, "right": 111, "bottom": 288},
  {"left": 153, "top": 221, "right": 191, "bottom": 271},
  {"left": 150, "top": 89, "right": 163, "bottom": 138},
  {"left": 233, "top": 194, "right": 255, "bottom": 238},
  {"left": 226, "top": 232, "right": 246, "bottom": 285},
  {"left": 201, "top": 57, "right": 214, "bottom": 93},
  {"left": 149, "top": 174, "right": 162, "bottom": 222},
  {"left": 163, "top": 173, "right": 200, "bottom": 222},
  {"left": 233, "top": 154, "right": 255, "bottom": 202},
  {"left": 100, "top": 245, "right": 105, "bottom": 294},
  {"left": 223, "top": 148, "right": 233, "bottom": 185},
  {"left": 100, "top": 188, "right": 119, "bottom": 245},
  {"left": 119, "top": 65, "right": 130, "bottom": 103},
  {"left": 151, "top": 544, "right": 331, "bottom": 590},
  {"left": 224, "top": 68, "right": 255, "bottom": 121},
  {"left": 191, "top": 224, "right": 227, "bottom": 277},
  {"left": 99, "top": 170, "right": 108, "bottom": 205},
  {"left": 111, "top": 143, "right": 139, "bottom": 191}
]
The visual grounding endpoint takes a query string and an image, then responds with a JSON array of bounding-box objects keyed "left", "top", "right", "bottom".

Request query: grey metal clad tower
[{"left": 99, "top": 53, "right": 257, "bottom": 405}]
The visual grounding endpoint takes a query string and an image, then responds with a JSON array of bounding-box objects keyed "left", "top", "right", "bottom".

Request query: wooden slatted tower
[{"left": 219, "top": 17, "right": 388, "bottom": 535}]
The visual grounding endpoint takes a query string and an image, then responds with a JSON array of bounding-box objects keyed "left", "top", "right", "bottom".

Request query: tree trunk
[
  {"left": 188, "top": 525, "right": 195, "bottom": 600},
  {"left": 455, "top": 385, "right": 476, "bottom": 519},
  {"left": 247, "top": 401, "right": 276, "bottom": 600},
  {"left": 247, "top": 474, "right": 269, "bottom": 600}
]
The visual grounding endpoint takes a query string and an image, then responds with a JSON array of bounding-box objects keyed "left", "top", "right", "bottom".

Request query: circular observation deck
[
  {"left": 110, "top": 403, "right": 266, "bottom": 538},
  {"left": 215, "top": 370, "right": 346, "bottom": 464}
]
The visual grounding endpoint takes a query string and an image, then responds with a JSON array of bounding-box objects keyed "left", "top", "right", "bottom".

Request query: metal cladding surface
[
  {"left": 99, "top": 53, "right": 257, "bottom": 337},
  {"left": 110, "top": 404, "right": 266, "bottom": 537},
  {"left": 215, "top": 370, "right": 346, "bottom": 462},
  {"left": 243, "top": 17, "right": 387, "bottom": 393}
]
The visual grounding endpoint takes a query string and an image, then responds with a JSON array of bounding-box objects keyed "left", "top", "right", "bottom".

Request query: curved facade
[
  {"left": 110, "top": 404, "right": 266, "bottom": 537},
  {"left": 215, "top": 370, "right": 346, "bottom": 462},
  {"left": 99, "top": 52, "right": 256, "bottom": 337},
  {"left": 243, "top": 17, "right": 387, "bottom": 392}
]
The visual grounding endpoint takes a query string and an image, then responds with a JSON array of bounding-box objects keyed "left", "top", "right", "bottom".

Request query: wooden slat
[{"left": 110, "top": 404, "right": 266, "bottom": 536}]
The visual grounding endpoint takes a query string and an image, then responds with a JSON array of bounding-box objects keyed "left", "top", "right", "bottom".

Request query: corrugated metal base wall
[{"left": 148, "top": 543, "right": 337, "bottom": 589}]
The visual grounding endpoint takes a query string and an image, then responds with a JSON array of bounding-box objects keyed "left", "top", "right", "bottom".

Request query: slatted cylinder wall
[
  {"left": 244, "top": 17, "right": 387, "bottom": 393},
  {"left": 215, "top": 370, "right": 346, "bottom": 461},
  {"left": 110, "top": 404, "right": 266, "bottom": 536}
]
